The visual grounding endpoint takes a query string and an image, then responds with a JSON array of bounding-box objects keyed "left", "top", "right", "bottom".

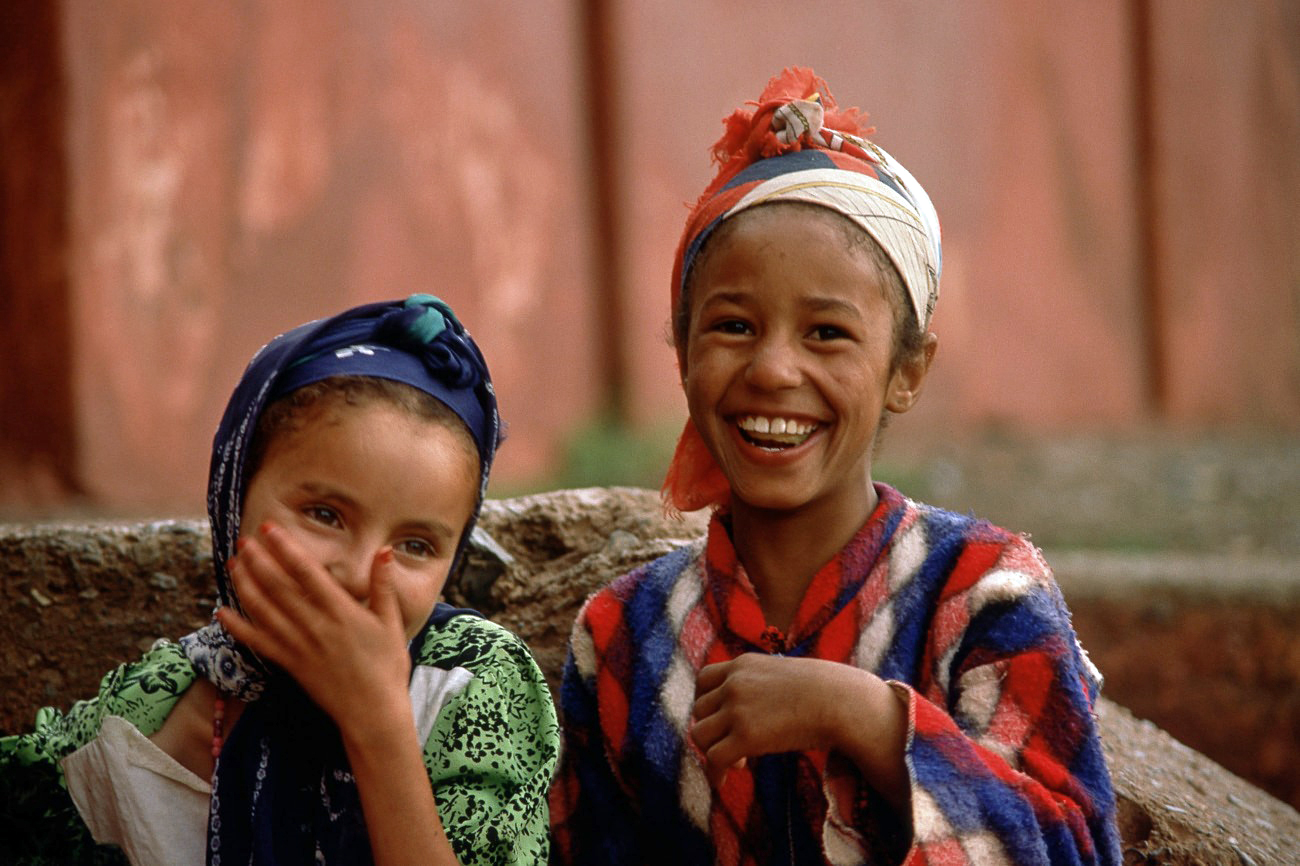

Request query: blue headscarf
[{"left": 179, "top": 294, "right": 500, "bottom": 865}]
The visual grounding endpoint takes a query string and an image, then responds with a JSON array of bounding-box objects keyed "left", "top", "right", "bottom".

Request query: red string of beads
[{"left": 211, "top": 695, "right": 226, "bottom": 759}]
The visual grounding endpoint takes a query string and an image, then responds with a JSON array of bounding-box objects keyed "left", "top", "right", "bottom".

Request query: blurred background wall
[{"left": 2, "top": 0, "right": 1298, "bottom": 517}]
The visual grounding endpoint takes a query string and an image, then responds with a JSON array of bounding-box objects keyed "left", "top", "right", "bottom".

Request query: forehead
[
  {"left": 689, "top": 204, "right": 888, "bottom": 302},
  {"left": 694, "top": 201, "right": 884, "bottom": 276},
  {"left": 254, "top": 398, "right": 478, "bottom": 504},
  {"left": 284, "top": 394, "right": 474, "bottom": 459},
  {"left": 254, "top": 399, "right": 480, "bottom": 511},
  {"left": 264, "top": 382, "right": 478, "bottom": 462}
]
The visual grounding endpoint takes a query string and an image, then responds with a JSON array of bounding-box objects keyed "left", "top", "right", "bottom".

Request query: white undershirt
[
  {"left": 60, "top": 665, "right": 474, "bottom": 865},
  {"left": 62, "top": 715, "right": 210, "bottom": 866}
]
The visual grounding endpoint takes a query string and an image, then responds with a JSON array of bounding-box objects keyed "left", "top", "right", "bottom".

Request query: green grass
[{"left": 491, "top": 416, "right": 682, "bottom": 497}]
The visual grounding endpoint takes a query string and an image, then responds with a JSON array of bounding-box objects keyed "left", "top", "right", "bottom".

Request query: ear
[{"left": 884, "top": 332, "right": 939, "bottom": 414}]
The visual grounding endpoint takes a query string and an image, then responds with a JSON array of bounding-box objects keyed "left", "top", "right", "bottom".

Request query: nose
[
  {"left": 744, "top": 334, "right": 802, "bottom": 391},
  {"left": 325, "top": 546, "right": 373, "bottom": 601}
]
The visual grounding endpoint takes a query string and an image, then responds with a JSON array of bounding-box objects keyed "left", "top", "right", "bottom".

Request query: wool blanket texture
[{"left": 550, "top": 484, "right": 1121, "bottom": 865}]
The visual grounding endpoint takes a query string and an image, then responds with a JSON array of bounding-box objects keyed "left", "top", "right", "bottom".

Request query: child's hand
[
  {"left": 217, "top": 522, "right": 413, "bottom": 734},
  {"left": 692, "top": 654, "right": 836, "bottom": 786},
  {"left": 692, "top": 654, "right": 908, "bottom": 800}
]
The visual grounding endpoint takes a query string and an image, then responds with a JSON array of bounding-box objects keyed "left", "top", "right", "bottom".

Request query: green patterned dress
[{"left": 0, "top": 613, "right": 559, "bottom": 866}]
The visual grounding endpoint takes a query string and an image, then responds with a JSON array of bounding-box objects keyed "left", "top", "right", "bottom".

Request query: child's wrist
[
  {"left": 826, "top": 669, "right": 904, "bottom": 766},
  {"left": 335, "top": 690, "right": 416, "bottom": 749}
]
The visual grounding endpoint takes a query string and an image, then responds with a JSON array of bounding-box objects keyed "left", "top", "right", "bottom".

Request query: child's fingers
[
  {"left": 225, "top": 553, "right": 308, "bottom": 657},
  {"left": 690, "top": 703, "right": 728, "bottom": 751},
  {"left": 691, "top": 699, "right": 751, "bottom": 787},
  {"left": 367, "top": 548, "right": 401, "bottom": 627},
  {"left": 227, "top": 550, "right": 294, "bottom": 631},
  {"left": 692, "top": 681, "right": 724, "bottom": 723},
  {"left": 692, "top": 688, "right": 751, "bottom": 786},
  {"left": 241, "top": 524, "right": 363, "bottom": 636},
  {"left": 215, "top": 605, "right": 251, "bottom": 643},
  {"left": 712, "top": 757, "right": 747, "bottom": 788},
  {"left": 695, "top": 660, "right": 730, "bottom": 695},
  {"left": 702, "top": 738, "right": 748, "bottom": 788},
  {"left": 255, "top": 522, "right": 341, "bottom": 604},
  {"left": 216, "top": 605, "right": 280, "bottom": 664},
  {"left": 228, "top": 535, "right": 322, "bottom": 636},
  {"left": 693, "top": 658, "right": 746, "bottom": 724}
]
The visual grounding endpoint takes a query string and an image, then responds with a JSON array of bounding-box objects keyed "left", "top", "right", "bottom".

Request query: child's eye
[
  {"left": 303, "top": 505, "right": 342, "bottom": 528},
  {"left": 395, "top": 538, "right": 437, "bottom": 560},
  {"left": 809, "top": 324, "right": 849, "bottom": 341},
  {"left": 712, "top": 319, "right": 753, "bottom": 336}
]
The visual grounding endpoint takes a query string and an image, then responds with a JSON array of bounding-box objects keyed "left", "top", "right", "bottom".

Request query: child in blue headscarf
[{"left": 1, "top": 295, "right": 559, "bottom": 865}]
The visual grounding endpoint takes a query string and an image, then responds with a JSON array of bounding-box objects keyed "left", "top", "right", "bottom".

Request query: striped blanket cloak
[{"left": 549, "top": 484, "right": 1121, "bottom": 865}]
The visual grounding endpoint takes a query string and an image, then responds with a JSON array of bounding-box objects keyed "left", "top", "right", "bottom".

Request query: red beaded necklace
[{"left": 211, "top": 695, "right": 226, "bottom": 760}]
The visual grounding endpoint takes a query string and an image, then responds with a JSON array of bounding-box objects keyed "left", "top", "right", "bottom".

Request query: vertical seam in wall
[
  {"left": 1130, "top": 0, "right": 1169, "bottom": 416},
  {"left": 0, "top": 0, "right": 82, "bottom": 498},
  {"left": 581, "top": 0, "right": 629, "bottom": 424}
]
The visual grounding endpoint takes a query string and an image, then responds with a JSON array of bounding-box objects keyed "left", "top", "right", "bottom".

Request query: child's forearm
[{"left": 341, "top": 702, "right": 461, "bottom": 866}]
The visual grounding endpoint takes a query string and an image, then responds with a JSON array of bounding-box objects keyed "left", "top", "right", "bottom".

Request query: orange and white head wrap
[{"left": 663, "top": 67, "right": 942, "bottom": 513}]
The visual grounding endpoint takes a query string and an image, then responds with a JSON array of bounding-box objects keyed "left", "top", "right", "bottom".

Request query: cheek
[
  {"left": 396, "top": 567, "right": 452, "bottom": 630},
  {"left": 830, "top": 355, "right": 892, "bottom": 403},
  {"left": 683, "top": 343, "right": 731, "bottom": 399},
  {"left": 683, "top": 370, "right": 722, "bottom": 429}
]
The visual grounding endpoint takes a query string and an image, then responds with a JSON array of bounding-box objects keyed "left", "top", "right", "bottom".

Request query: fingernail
[
  {"left": 259, "top": 522, "right": 275, "bottom": 536},
  {"left": 377, "top": 548, "right": 395, "bottom": 565},
  {"left": 234, "top": 539, "right": 247, "bottom": 552}
]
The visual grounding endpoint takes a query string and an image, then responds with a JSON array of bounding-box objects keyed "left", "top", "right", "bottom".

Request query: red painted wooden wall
[{"left": 2, "top": 0, "right": 1297, "bottom": 512}]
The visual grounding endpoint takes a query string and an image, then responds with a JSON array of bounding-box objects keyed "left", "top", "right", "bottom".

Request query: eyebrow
[
  {"left": 698, "top": 291, "right": 864, "bottom": 319},
  {"left": 403, "top": 519, "right": 461, "bottom": 543},
  {"left": 696, "top": 290, "right": 748, "bottom": 310},
  {"left": 800, "top": 296, "right": 864, "bottom": 319}
]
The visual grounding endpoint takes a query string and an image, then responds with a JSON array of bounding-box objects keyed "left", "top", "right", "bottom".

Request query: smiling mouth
[{"left": 736, "top": 415, "right": 819, "bottom": 450}]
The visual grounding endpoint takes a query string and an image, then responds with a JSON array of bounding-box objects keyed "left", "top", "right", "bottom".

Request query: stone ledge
[
  {"left": 1049, "top": 549, "right": 1300, "bottom": 602},
  {"left": 3, "top": 488, "right": 1298, "bottom": 863}
]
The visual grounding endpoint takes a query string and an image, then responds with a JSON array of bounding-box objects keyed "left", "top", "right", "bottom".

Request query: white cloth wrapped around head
[{"left": 665, "top": 67, "right": 942, "bottom": 512}]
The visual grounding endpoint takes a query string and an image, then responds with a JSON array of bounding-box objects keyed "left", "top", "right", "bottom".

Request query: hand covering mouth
[{"left": 736, "top": 415, "right": 819, "bottom": 449}]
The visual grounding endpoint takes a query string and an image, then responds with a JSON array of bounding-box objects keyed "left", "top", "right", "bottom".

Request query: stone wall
[{"left": 3, "top": 488, "right": 1298, "bottom": 862}]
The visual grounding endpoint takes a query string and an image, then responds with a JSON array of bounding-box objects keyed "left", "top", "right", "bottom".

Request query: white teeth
[{"left": 737, "top": 416, "right": 817, "bottom": 441}]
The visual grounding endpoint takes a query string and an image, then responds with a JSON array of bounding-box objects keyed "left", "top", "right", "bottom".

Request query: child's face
[
  {"left": 683, "top": 205, "right": 927, "bottom": 516},
  {"left": 240, "top": 398, "right": 479, "bottom": 640}
]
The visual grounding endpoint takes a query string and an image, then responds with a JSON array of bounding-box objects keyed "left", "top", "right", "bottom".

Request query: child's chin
[{"left": 730, "top": 485, "right": 812, "bottom": 514}]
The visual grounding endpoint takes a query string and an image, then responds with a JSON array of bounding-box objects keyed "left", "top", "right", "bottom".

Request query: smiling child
[
  {"left": 549, "top": 69, "right": 1121, "bottom": 865},
  {"left": 2, "top": 296, "right": 559, "bottom": 865}
]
